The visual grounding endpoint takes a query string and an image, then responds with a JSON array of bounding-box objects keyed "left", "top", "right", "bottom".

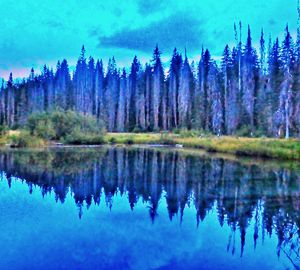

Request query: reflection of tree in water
[{"left": 0, "top": 147, "right": 299, "bottom": 266}]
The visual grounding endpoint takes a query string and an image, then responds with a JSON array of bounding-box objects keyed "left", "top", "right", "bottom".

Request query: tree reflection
[{"left": 0, "top": 147, "right": 299, "bottom": 266}]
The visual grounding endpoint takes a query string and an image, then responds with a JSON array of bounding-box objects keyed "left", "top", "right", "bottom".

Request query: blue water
[{"left": 0, "top": 147, "right": 299, "bottom": 270}]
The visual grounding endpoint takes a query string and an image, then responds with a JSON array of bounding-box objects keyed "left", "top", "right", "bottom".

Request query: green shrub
[
  {"left": 172, "top": 128, "right": 181, "bottom": 135},
  {"left": 159, "top": 133, "right": 175, "bottom": 145},
  {"left": 236, "top": 125, "right": 252, "bottom": 137},
  {"left": 35, "top": 121, "right": 55, "bottom": 139},
  {"left": 126, "top": 138, "right": 134, "bottom": 145},
  {"left": 177, "top": 129, "right": 210, "bottom": 138},
  {"left": 51, "top": 110, "right": 104, "bottom": 139},
  {"left": 252, "top": 128, "right": 267, "bottom": 138},
  {"left": 132, "top": 127, "right": 142, "bottom": 133},
  {"left": 26, "top": 110, "right": 106, "bottom": 142},
  {"left": 109, "top": 137, "right": 117, "bottom": 144},
  {"left": 64, "top": 131, "right": 105, "bottom": 145},
  {"left": 11, "top": 124, "right": 19, "bottom": 130},
  {"left": 0, "top": 125, "right": 8, "bottom": 136},
  {"left": 10, "top": 131, "right": 46, "bottom": 148}
]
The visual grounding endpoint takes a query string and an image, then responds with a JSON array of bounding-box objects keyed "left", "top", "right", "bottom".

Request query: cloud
[
  {"left": 97, "top": 12, "right": 204, "bottom": 55},
  {"left": 136, "top": 0, "right": 167, "bottom": 16},
  {"left": 45, "top": 20, "right": 64, "bottom": 29},
  {"left": 268, "top": 19, "right": 276, "bottom": 26}
]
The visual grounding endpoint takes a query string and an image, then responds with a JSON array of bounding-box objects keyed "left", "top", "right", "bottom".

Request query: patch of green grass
[
  {"left": 1, "top": 130, "right": 299, "bottom": 160},
  {"left": 104, "top": 133, "right": 300, "bottom": 161},
  {"left": 105, "top": 133, "right": 162, "bottom": 145}
]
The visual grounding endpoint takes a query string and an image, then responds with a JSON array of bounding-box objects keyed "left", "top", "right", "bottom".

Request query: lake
[{"left": 0, "top": 146, "right": 299, "bottom": 270}]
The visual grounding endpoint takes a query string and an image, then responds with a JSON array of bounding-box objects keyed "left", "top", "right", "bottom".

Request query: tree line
[{"left": 1, "top": 24, "right": 300, "bottom": 138}]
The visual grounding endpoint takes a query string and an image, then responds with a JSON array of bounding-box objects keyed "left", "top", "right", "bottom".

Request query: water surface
[{"left": 0, "top": 146, "right": 299, "bottom": 270}]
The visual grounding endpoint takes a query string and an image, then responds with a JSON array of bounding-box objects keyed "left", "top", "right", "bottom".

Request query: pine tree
[
  {"left": 95, "top": 60, "right": 105, "bottom": 120},
  {"left": 6, "top": 73, "right": 15, "bottom": 127},
  {"left": 178, "top": 51, "right": 193, "bottom": 128},
  {"left": 55, "top": 59, "right": 71, "bottom": 110},
  {"left": 136, "top": 67, "right": 146, "bottom": 130},
  {"left": 74, "top": 45, "right": 87, "bottom": 113},
  {"left": 221, "top": 45, "right": 231, "bottom": 134},
  {"left": 116, "top": 69, "right": 127, "bottom": 131},
  {"left": 128, "top": 56, "right": 140, "bottom": 130},
  {"left": 15, "top": 79, "right": 28, "bottom": 127},
  {"left": 0, "top": 80, "right": 5, "bottom": 125},
  {"left": 167, "top": 48, "right": 182, "bottom": 129},
  {"left": 241, "top": 26, "right": 259, "bottom": 135},
  {"left": 144, "top": 64, "right": 152, "bottom": 130},
  {"left": 277, "top": 26, "right": 295, "bottom": 138},
  {"left": 294, "top": 26, "right": 300, "bottom": 137},
  {"left": 209, "top": 62, "right": 223, "bottom": 135},
  {"left": 86, "top": 57, "right": 95, "bottom": 115},
  {"left": 152, "top": 45, "right": 164, "bottom": 131},
  {"left": 227, "top": 47, "right": 240, "bottom": 134},
  {"left": 199, "top": 49, "right": 211, "bottom": 130},
  {"left": 105, "top": 57, "right": 119, "bottom": 131},
  {"left": 257, "top": 30, "right": 271, "bottom": 134}
]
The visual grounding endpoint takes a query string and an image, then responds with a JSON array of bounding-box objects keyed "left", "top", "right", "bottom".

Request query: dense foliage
[
  {"left": 27, "top": 110, "right": 105, "bottom": 142},
  {"left": 0, "top": 25, "right": 300, "bottom": 138}
]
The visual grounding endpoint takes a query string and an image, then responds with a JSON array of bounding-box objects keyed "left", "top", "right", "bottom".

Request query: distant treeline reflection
[{"left": 0, "top": 147, "right": 299, "bottom": 261}]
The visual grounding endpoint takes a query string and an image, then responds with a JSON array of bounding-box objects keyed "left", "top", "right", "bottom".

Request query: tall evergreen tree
[
  {"left": 277, "top": 26, "right": 295, "bottom": 138},
  {"left": 86, "top": 57, "right": 95, "bottom": 115},
  {"left": 199, "top": 49, "right": 211, "bottom": 130},
  {"left": 128, "top": 56, "right": 140, "bottom": 131},
  {"left": 178, "top": 51, "right": 193, "bottom": 128},
  {"left": 294, "top": 26, "right": 300, "bottom": 137},
  {"left": 209, "top": 62, "right": 223, "bottom": 135},
  {"left": 5, "top": 73, "right": 15, "bottom": 127},
  {"left": 74, "top": 45, "right": 87, "bottom": 113},
  {"left": 152, "top": 45, "right": 164, "bottom": 130},
  {"left": 221, "top": 45, "right": 231, "bottom": 133},
  {"left": 167, "top": 48, "right": 182, "bottom": 129},
  {"left": 95, "top": 60, "right": 105, "bottom": 120},
  {"left": 117, "top": 69, "right": 127, "bottom": 131},
  {"left": 55, "top": 59, "right": 71, "bottom": 110},
  {"left": 241, "top": 26, "right": 259, "bottom": 134},
  {"left": 105, "top": 57, "right": 119, "bottom": 131},
  {"left": 144, "top": 64, "right": 152, "bottom": 130}
]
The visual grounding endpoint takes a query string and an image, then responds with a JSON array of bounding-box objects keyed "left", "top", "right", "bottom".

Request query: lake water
[{"left": 0, "top": 146, "right": 299, "bottom": 270}]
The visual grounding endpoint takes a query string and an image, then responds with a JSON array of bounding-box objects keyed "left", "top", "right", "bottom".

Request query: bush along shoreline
[
  {"left": 0, "top": 112, "right": 299, "bottom": 161},
  {"left": 6, "top": 110, "right": 105, "bottom": 147}
]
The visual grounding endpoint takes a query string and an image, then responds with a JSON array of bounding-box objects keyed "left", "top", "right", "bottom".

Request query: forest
[{"left": 0, "top": 24, "right": 300, "bottom": 138}]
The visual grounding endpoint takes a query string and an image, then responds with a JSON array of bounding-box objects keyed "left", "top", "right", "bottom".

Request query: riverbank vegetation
[
  {"left": 0, "top": 130, "right": 299, "bottom": 160},
  {"left": 0, "top": 111, "right": 105, "bottom": 147},
  {"left": 105, "top": 132, "right": 300, "bottom": 160},
  {"left": 0, "top": 111, "right": 298, "bottom": 160}
]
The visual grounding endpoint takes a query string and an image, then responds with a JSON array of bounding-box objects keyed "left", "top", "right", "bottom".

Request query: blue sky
[{"left": 0, "top": 0, "right": 298, "bottom": 78}]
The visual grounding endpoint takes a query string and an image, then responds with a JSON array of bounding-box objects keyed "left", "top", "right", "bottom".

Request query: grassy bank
[
  {"left": 0, "top": 131, "right": 299, "bottom": 161},
  {"left": 104, "top": 133, "right": 300, "bottom": 161}
]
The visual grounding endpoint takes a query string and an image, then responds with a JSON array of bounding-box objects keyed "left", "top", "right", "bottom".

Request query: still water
[{"left": 0, "top": 146, "right": 299, "bottom": 270}]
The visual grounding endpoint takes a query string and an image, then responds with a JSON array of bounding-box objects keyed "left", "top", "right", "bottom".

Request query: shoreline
[
  {"left": 2, "top": 132, "right": 300, "bottom": 161},
  {"left": 104, "top": 133, "right": 300, "bottom": 161}
]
